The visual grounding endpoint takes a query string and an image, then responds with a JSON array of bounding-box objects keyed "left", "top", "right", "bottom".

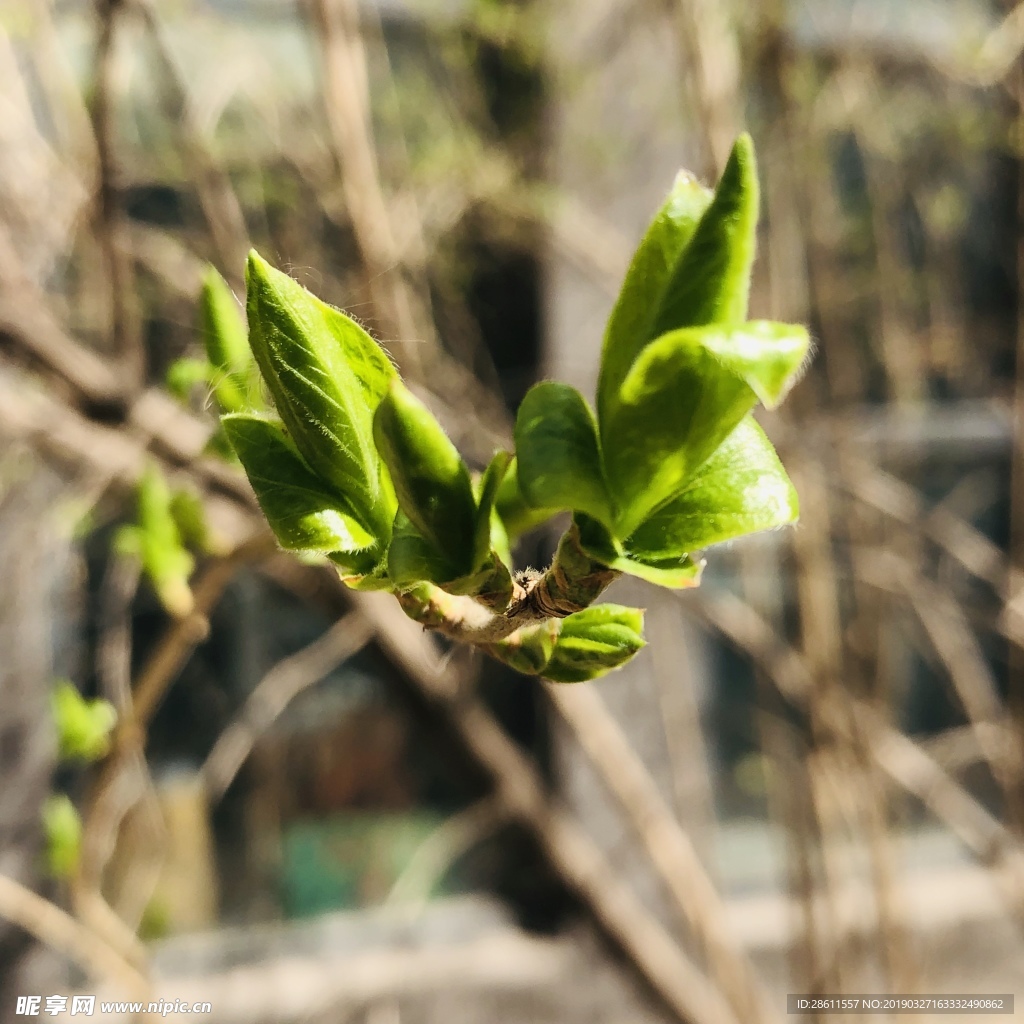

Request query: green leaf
[
  {"left": 134, "top": 464, "right": 195, "bottom": 616},
  {"left": 495, "top": 457, "right": 558, "bottom": 541},
  {"left": 223, "top": 413, "right": 377, "bottom": 555},
  {"left": 165, "top": 357, "right": 210, "bottom": 401},
  {"left": 51, "top": 680, "right": 116, "bottom": 762},
  {"left": 200, "top": 268, "right": 252, "bottom": 413},
  {"left": 169, "top": 487, "right": 225, "bottom": 556},
  {"left": 515, "top": 382, "right": 614, "bottom": 526},
  {"left": 576, "top": 513, "right": 703, "bottom": 589},
  {"left": 201, "top": 267, "right": 249, "bottom": 376},
  {"left": 651, "top": 133, "right": 759, "bottom": 335},
  {"left": 43, "top": 795, "right": 81, "bottom": 879},
  {"left": 487, "top": 620, "right": 561, "bottom": 676},
  {"left": 245, "top": 251, "right": 396, "bottom": 536},
  {"left": 386, "top": 511, "right": 464, "bottom": 588},
  {"left": 544, "top": 604, "right": 646, "bottom": 683},
  {"left": 597, "top": 171, "right": 713, "bottom": 431},
  {"left": 628, "top": 417, "right": 798, "bottom": 557},
  {"left": 374, "top": 379, "right": 477, "bottom": 571},
  {"left": 602, "top": 320, "right": 809, "bottom": 536},
  {"left": 473, "top": 450, "right": 513, "bottom": 573}
]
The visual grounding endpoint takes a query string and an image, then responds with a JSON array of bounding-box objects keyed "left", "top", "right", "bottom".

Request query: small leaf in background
[
  {"left": 514, "top": 382, "right": 614, "bottom": 527},
  {"left": 374, "top": 379, "right": 477, "bottom": 572},
  {"left": 223, "top": 413, "right": 378, "bottom": 555},
  {"left": 494, "top": 457, "right": 558, "bottom": 542},
  {"left": 200, "top": 267, "right": 249, "bottom": 378},
  {"left": 597, "top": 170, "right": 713, "bottom": 429},
  {"left": 43, "top": 795, "right": 81, "bottom": 879},
  {"left": 627, "top": 417, "right": 798, "bottom": 557},
  {"left": 544, "top": 604, "right": 646, "bottom": 683},
  {"left": 51, "top": 680, "right": 116, "bottom": 762},
  {"left": 575, "top": 514, "right": 703, "bottom": 590},
  {"left": 169, "top": 486, "right": 227, "bottom": 556},
  {"left": 200, "top": 268, "right": 252, "bottom": 413},
  {"left": 132, "top": 464, "right": 195, "bottom": 617},
  {"left": 165, "top": 357, "right": 210, "bottom": 401},
  {"left": 245, "top": 251, "right": 396, "bottom": 537},
  {"left": 651, "top": 133, "right": 759, "bottom": 335},
  {"left": 602, "top": 320, "right": 809, "bottom": 536}
]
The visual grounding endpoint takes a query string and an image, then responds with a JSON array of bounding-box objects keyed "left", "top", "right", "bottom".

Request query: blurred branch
[
  {"left": 130, "top": 0, "right": 250, "bottom": 285},
  {"left": 0, "top": 872, "right": 148, "bottom": 997},
  {"left": 544, "top": 681, "right": 776, "bottom": 1024},
  {"left": 89, "top": 0, "right": 143, "bottom": 392},
  {"left": 202, "top": 610, "right": 375, "bottom": 801},
  {"left": 384, "top": 796, "right": 506, "bottom": 911},
  {"left": 692, "top": 589, "right": 1024, "bottom": 920}
]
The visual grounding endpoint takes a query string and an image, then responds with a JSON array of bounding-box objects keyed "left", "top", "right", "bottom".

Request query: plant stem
[{"left": 396, "top": 522, "right": 618, "bottom": 645}]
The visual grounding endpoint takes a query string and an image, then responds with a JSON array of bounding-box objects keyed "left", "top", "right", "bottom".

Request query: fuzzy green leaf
[
  {"left": 651, "top": 133, "right": 759, "bottom": 335},
  {"left": 575, "top": 513, "right": 703, "bottom": 589},
  {"left": 602, "top": 320, "right": 809, "bottom": 536},
  {"left": 374, "top": 379, "right": 477, "bottom": 571},
  {"left": 597, "top": 171, "right": 713, "bottom": 430},
  {"left": 223, "top": 413, "right": 377, "bottom": 555},
  {"left": 544, "top": 604, "right": 647, "bottom": 683},
  {"left": 245, "top": 251, "right": 396, "bottom": 537},
  {"left": 515, "top": 382, "right": 614, "bottom": 526},
  {"left": 628, "top": 417, "right": 798, "bottom": 557},
  {"left": 51, "top": 681, "right": 116, "bottom": 763}
]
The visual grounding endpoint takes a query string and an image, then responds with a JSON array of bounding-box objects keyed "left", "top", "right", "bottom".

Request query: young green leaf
[
  {"left": 627, "top": 417, "right": 798, "bottom": 557},
  {"left": 387, "top": 511, "right": 464, "bottom": 587},
  {"left": 544, "top": 604, "right": 646, "bottom": 683},
  {"left": 169, "top": 486, "right": 226, "bottom": 556},
  {"left": 131, "top": 464, "right": 195, "bottom": 617},
  {"left": 575, "top": 514, "right": 703, "bottom": 589},
  {"left": 201, "top": 267, "right": 249, "bottom": 376},
  {"left": 486, "top": 619, "right": 561, "bottom": 676},
  {"left": 43, "top": 795, "right": 81, "bottom": 879},
  {"left": 597, "top": 171, "right": 713, "bottom": 430},
  {"left": 165, "top": 357, "right": 211, "bottom": 401},
  {"left": 244, "top": 251, "right": 396, "bottom": 536},
  {"left": 473, "top": 450, "right": 513, "bottom": 573},
  {"left": 374, "top": 379, "right": 477, "bottom": 571},
  {"left": 223, "top": 413, "right": 378, "bottom": 556},
  {"left": 514, "top": 382, "right": 614, "bottom": 527},
  {"left": 495, "top": 457, "right": 558, "bottom": 541},
  {"left": 602, "top": 320, "right": 809, "bottom": 536},
  {"left": 651, "top": 133, "right": 759, "bottom": 335},
  {"left": 51, "top": 680, "right": 117, "bottom": 762}
]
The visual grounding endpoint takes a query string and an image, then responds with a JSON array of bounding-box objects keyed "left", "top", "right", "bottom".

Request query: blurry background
[{"left": 0, "top": 0, "right": 1023, "bottom": 1021}]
